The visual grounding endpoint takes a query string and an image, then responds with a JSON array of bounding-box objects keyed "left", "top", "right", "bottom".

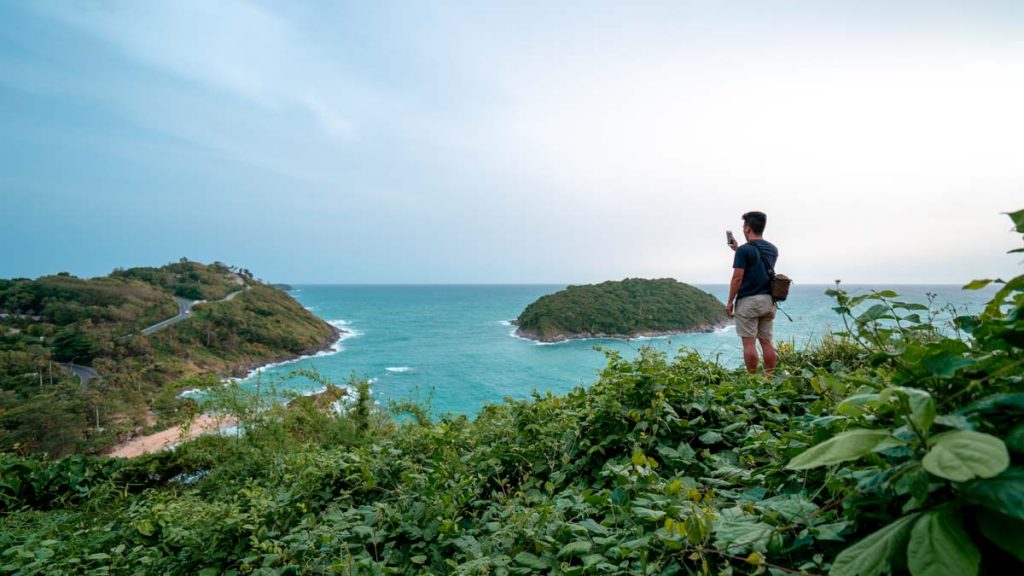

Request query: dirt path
[{"left": 106, "top": 414, "right": 237, "bottom": 458}]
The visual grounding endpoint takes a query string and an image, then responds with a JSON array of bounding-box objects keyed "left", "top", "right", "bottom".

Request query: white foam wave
[
  {"left": 386, "top": 366, "right": 412, "bottom": 373},
  {"left": 305, "top": 385, "right": 328, "bottom": 396},
  {"left": 236, "top": 320, "right": 360, "bottom": 379},
  {"left": 497, "top": 320, "right": 512, "bottom": 326},
  {"left": 508, "top": 328, "right": 715, "bottom": 346},
  {"left": 507, "top": 329, "right": 568, "bottom": 346}
]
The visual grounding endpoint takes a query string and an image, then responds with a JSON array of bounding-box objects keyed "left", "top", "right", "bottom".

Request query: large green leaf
[
  {"left": 576, "top": 518, "right": 610, "bottom": 535},
  {"left": 836, "top": 393, "right": 882, "bottom": 416},
  {"left": 787, "top": 429, "right": 894, "bottom": 470},
  {"left": 976, "top": 510, "right": 1024, "bottom": 562},
  {"left": 907, "top": 509, "right": 979, "bottom": 576},
  {"left": 811, "top": 521, "right": 851, "bottom": 542},
  {"left": 557, "top": 541, "right": 592, "bottom": 558},
  {"left": 1007, "top": 208, "right": 1024, "bottom": 234},
  {"left": 830, "top": 513, "right": 919, "bottom": 576},
  {"left": 960, "top": 466, "right": 1024, "bottom": 520},
  {"left": 881, "top": 387, "right": 935, "bottom": 432},
  {"left": 755, "top": 494, "right": 818, "bottom": 522},
  {"left": 514, "top": 551, "right": 550, "bottom": 570},
  {"left": 713, "top": 508, "right": 776, "bottom": 554},
  {"left": 856, "top": 304, "right": 892, "bottom": 324},
  {"left": 631, "top": 507, "right": 666, "bottom": 522},
  {"left": 962, "top": 279, "right": 997, "bottom": 291},
  {"left": 921, "top": 351, "right": 976, "bottom": 379},
  {"left": 959, "top": 393, "right": 1024, "bottom": 416},
  {"left": 922, "top": 430, "right": 1009, "bottom": 482},
  {"left": 1005, "top": 423, "right": 1024, "bottom": 455}
]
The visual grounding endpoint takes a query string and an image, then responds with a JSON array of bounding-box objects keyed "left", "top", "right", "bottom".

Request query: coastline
[
  {"left": 513, "top": 320, "right": 731, "bottom": 344},
  {"left": 107, "top": 414, "right": 238, "bottom": 458},
  {"left": 104, "top": 321, "right": 345, "bottom": 458},
  {"left": 229, "top": 322, "right": 345, "bottom": 379}
]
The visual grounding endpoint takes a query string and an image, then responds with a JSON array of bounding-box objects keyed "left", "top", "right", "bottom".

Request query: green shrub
[{"left": 0, "top": 211, "right": 1020, "bottom": 575}]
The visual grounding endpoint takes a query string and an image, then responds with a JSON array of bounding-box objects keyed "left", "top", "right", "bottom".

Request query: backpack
[{"left": 750, "top": 242, "right": 792, "bottom": 302}]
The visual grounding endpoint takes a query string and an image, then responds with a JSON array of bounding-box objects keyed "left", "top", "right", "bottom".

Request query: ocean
[{"left": 240, "top": 284, "right": 996, "bottom": 416}]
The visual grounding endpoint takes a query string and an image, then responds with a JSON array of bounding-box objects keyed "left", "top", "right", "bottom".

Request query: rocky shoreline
[
  {"left": 228, "top": 322, "right": 345, "bottom": 379},
  {"left": 513, "top": 320, "right": 731, "bottom": 343}
]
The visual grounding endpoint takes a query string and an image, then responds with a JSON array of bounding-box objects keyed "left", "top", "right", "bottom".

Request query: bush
[{"left": 0, "top": 210, "right": 1021, "bottom": 575}]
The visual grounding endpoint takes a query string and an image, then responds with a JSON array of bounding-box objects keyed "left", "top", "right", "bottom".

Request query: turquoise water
[{"left": 242, "top": 284, "right": 995, "bottom": 416}]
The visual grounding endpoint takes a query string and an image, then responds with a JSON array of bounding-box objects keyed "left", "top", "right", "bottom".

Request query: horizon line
[{"left": 278, "top": 282, "right": 982, "bottom": 287}]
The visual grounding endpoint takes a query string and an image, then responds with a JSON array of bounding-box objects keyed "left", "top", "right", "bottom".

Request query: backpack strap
[
  {"left": 748, "top": 241, "right": 775, "bottom": 277},
  {"left": 747, "top": 242, "right": 792, "bottom": 319}
]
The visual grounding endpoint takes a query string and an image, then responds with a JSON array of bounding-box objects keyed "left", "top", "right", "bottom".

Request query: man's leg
[
  {"left": 759, "top": 338, "right": 776, "bottom": 373},
  {"left": 741, "top": 337, "right": 759, "bottom": 373},
  {"left": 757, "top": 297, "right": 777, "bottom": 373}
]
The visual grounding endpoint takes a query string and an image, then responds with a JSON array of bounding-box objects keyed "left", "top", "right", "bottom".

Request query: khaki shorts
[{"left": 735, "top": 294, "right": 775, "bottom": 340}]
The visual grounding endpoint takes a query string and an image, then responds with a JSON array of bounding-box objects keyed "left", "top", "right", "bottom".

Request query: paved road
[
  {"left": 141, "top": 297, "right": 196, "bottom": 336},
  {"left": 54, "top": 278, "right": 250, "bottom": 387},
  {"left": 60, "top": 362, "right": 100, "bottom": 386},
  {"left": 222, "top": 288, "right": 246, "bottom": 302},
  {"left": 140, "top": 285, "right": 251, "bottom": 336}
]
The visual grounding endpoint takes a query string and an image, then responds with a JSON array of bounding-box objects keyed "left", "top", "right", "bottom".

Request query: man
[{"left": 727, "top": 211, "right": 779, "bottom": 373}]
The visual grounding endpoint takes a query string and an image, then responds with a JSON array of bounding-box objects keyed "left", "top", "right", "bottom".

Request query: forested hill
[
  {"left": 516, "top": 278, "right": 727, "bottom": 342},
  {"left": 0, "top": 260, "right": 337, "bottom": 456}
]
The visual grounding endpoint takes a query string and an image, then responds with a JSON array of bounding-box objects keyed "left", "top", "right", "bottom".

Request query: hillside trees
[
  {"left": 0, "top": 260, "right": 335, "bottom": 457},
  {"left": 517, "top": 278, "right": 726, "bottom": 341}
]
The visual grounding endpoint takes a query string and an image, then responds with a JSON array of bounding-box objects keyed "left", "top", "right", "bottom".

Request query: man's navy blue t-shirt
[{"left": 733, "top": 239, "right": 778, "bottom": 299}]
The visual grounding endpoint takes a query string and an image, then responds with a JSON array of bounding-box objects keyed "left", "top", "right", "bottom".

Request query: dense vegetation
[
  {"left": 1, "top": 212, "right": 1018, "bottom": 575},
  {"left": 109, "top": 261, "right": 251, "bottom": 302},
  {"left": 0, "top": 261, "right": 336, "bottom": 457},
  {"left": 516, "top": 279, "right": 726, "bottom": 342}
]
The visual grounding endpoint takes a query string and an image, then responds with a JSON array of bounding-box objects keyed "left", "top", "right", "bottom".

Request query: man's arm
[{"left": 726, "top": 268, "right": 744, "bottom": 316}]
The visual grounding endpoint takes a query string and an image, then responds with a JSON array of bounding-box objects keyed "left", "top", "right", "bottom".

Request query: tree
[
  {"left": 0, "top": 388, "right": 86, "bottom": 456},
  {"left": 52, "top": 322, "right": 98, "bottom": 363}
]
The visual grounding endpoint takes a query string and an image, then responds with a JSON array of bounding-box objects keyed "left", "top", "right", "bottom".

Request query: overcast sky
[{"left": 2, "top": 1, "right": 1022, "bottom": 284}]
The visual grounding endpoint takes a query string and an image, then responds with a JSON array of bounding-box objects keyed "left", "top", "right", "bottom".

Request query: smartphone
[{"left": 726, "top": 230, "right": 736, "bottom": 246}]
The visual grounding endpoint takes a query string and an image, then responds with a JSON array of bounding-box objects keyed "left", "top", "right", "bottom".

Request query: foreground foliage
[{"left": 1, "top": 212, "right": 1021, "bottom": 575}]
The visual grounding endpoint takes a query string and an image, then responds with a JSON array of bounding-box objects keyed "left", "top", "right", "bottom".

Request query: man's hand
[
  {"left": 727, "top": 268, "right": 744, "bottom": 317},
  {"left": 729, "top": 239, "right": 738, "bottom": 251}
]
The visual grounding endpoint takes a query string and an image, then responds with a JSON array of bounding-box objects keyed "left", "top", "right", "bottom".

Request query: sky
[{"left": 1, "top": 1, "right": 1022, "bottom": 284}]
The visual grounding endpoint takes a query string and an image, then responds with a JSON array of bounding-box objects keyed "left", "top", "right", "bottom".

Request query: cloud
[
  {"left": 446, "top": 20, "right": 1024, "bottom": 282},
  {"left": 4, "top": 1, "right": 1023, "bottom": 282},
  {"left": 37, "top": 0, "right": 362, "bottom": 141}
]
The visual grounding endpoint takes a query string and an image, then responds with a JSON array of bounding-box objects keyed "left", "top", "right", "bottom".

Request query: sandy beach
[
  {"left": 106, "top": 414, "right": 237, "bottom": 458},
  {"left": 103, "top": 322, "right": 343, "bottom": 459}
]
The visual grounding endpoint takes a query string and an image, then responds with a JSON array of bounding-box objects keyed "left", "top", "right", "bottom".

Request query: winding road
[
  {"left": 60, "top": 281, "right": 250, "bottom": 385},
  {"left": 140, "top": 296, "right": 195, "bottom": 336},
  {"left": 141, "top": 284, "right": 250, "bottom": 336},
  {"left": 62, "top": 362, "right": 100, "bottom": 386}
]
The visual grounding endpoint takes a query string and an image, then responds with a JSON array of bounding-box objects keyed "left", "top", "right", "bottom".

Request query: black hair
[{"left": 742, "top": 211, "right": 767, "bottom": 235}]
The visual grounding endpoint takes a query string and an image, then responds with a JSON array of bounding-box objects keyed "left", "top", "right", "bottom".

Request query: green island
[
  {"left": 0, "top": 212, "right": 1021, "bottom": 576},
  {"left": 515, "top": 278, "right": 727, "bottom": 342},
  {"left": 0, "top": 260, "right": 338, "bottom": 457}
]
